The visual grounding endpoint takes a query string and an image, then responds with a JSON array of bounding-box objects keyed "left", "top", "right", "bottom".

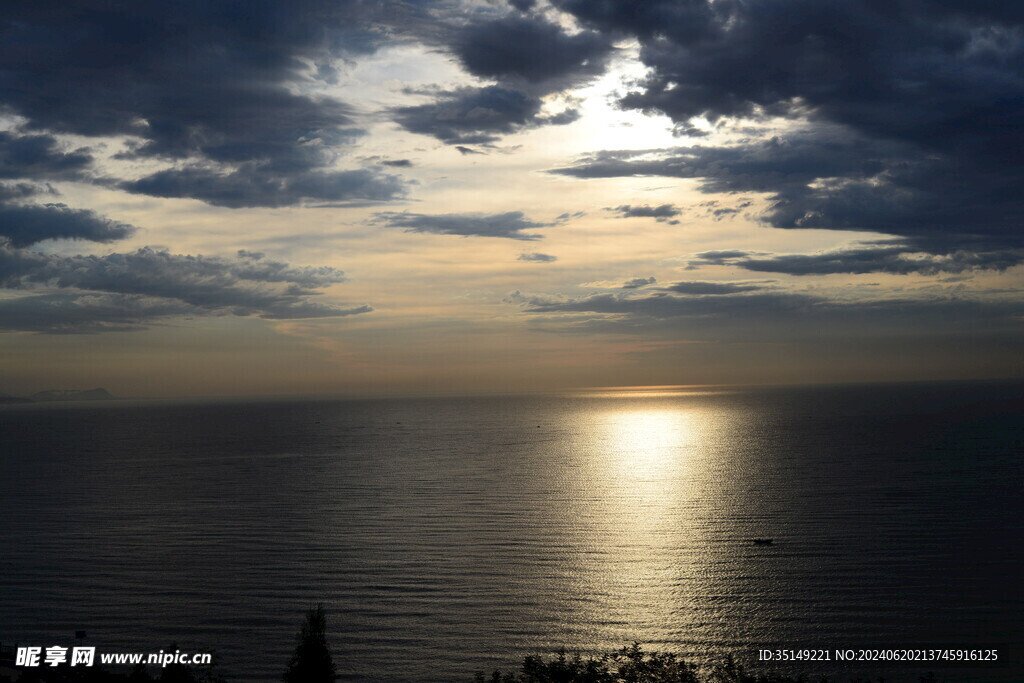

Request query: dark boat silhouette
[{"left": 752, "top": 538, "right": 774, "bottom": 545}]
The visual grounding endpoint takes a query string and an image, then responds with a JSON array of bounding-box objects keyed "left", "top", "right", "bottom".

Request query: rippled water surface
[{"left": 2, "top": 382, "right": 1022, "bottom": 680}]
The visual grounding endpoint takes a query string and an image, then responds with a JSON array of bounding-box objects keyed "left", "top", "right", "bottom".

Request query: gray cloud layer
[
  {"left": 662, "top": 281, "right": 763, "bottom": 295},
  {"left": 622, "top": 277, "right": 656, "bottom": 289},
  {"left": 454, "top": 15, "right": 612, "bottom": 87},
  {"left": 608, "top": 203, "right": 681, "bottom": 224},
  {"left": 0, "top": 132, "right": 92, "bottom": 181},
  {"left": 393, "top": 86, "right": 580, "bottom": 146},
  {"left": 610, "top": 204, "right": 680, "bottom": 219},
  {"left": 518, "top": 252, "right": 557, "bottom": 262},
  {"left": 0, "top": 203, "right": 136, "bottom": 247},
  {"left": 374, "top": 211, "right": 552, "bottom": 240},
  {"left": 0, "top": 292, "right": 196, "bottom": 335},
  {"left": 0, "top": 245, "right": 371, "bottom": 333},
  {"left": 688, "top": 247, "right": 1024, "bottom": 275},
  {"left": 393, "top": 14, "right": 613, "bottom": 144},
  {"left": 516, "top": 289, "right": 1023, "bottom": 345},
  {"left": 120, "top": 166, "right": 406, "bottom": 209}
]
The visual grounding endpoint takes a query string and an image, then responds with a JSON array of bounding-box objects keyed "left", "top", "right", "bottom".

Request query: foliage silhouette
[
  {"left": 474, "top": 645, "right": 943, "bottom": 683},
  {"left": 473, "top": 644, "right": 705, "bottom": 683},
  {"left": 282, "top": 604, "right": 337, "bottom": 683}
]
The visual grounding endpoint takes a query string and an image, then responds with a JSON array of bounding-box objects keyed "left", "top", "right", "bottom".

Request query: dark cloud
[
  {"left": 555, "top": 1, "right": 1024, "bottom": 135},
  {"left": 546, "top": 1, "right": 1024, "bottom": 271},
  {"left": 554, "top": 132, "right": 1024, "bottom": 268},
  {"left": 550, "top": 0, "right": 720, "bottom": 43},
  {"left": 622, "top": 277, "right": 657, "bottom": 289},
  {"left": 0, "top": 203, "right": 136, "bottom": 247},
  {"left": 542, "top": 109, "right": 582, "bottom": 126},
  {"left": 393, "top": 15, "right": 608, "bottom": 145},
  {"left": 0, "top": 4, "right": 415, "bottom": 331},
  {"left": 518, "top": 252, "right": 557, "bottom": 262},
  {"left": 688, "top": 250, "right": 754, "bottom": 267},
  {"left": 0, "top": 183, "right": 54, "bottom": 202},
  {"left": 454, "top": 16, "right": 613, "bottom": 86},
  {"left": 456, "top": 146, "right": 485, "bottom": 156},
  {"left": 1, "top": 3, "right": 382, "bottom": 136},
  {"left": 380, "top": 159, "right": 413, "bottom": 167},
  {"left": 695, "top": 246, "right": 1024, "bottom": 276},
  {"left": 507, "top": 0, "right": 535, "bottom": 12},
  {"left": 0, "top": 2, "right": 412, "bottom": 207},
  {"left": 556, "top": 211, "right": 587, "bottom": 221},
  {"left": 697, "top": 199, "right": 754, "bottom": 221},
  {"left": 552, "top": 133, "right": 897, "bottom": 199},
  {"left": 393, "top": 86, "right": 537, "bottom": 145},
  {"left": 0, "top": 292, "right": 194, "bottom": 334},
  {"left": 608, "top": 204, "right": 681, "bottom": 223},
  {"left": 120, "top": 166, "right": 406, "bottom": 208},
  {"left": 0, "top": 245, "right": 371, "bottom": 332},
  {"left": 0, "top": 132, "right": 92, "bottom": 180},
  {"left": 393, "top": 86, "right": 577, "bottom": 145},
  {"left": 610, "top": 204, "right": 680, "bottom": 219},
  {"left": 373, "top": 211, "right": 552, "bottom": 240},
  {"left": 672, "top": 123, "right": 710, "bottom": 138},
  {"left": 663, "top": 280, "right": 763, "bottom": 294}
]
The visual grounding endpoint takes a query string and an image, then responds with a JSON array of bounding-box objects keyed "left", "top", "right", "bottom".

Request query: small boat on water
[{"left": 752, "top": 538, "right": 774, "bottom": 545}]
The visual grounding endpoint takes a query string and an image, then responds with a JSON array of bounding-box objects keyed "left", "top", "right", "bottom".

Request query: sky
[{"left": 1, "top": 0, "right": 1022, "bottom": 398}]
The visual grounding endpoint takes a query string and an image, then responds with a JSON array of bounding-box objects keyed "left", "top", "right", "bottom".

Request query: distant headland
[{"left": 0, "top": 388, "right": 115, "bottom": 404}]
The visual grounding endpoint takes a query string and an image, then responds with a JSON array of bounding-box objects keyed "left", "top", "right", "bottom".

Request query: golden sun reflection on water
[
  {"left": 563, "top": 398, "right": 723, "bottom": 647},
  {"left": 602, "top": 408, "right": 697, "bottom": 483}
]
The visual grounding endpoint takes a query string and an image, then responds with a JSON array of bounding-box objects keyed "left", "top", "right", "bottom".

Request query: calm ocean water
[{"left": 2, "top": 382, "right": 1022, "bottom": 681}]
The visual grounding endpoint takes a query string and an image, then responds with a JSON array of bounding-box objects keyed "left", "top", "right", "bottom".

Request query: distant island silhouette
[
  {"left": 31, "top": 388, "right": 115, "bottom": 402},
  {"left": 0, "top": 388, "right": 115, "bottom": 404}
]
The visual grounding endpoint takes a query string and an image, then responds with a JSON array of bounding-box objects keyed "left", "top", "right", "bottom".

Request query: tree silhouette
[{"left": 283, "top": 604, "right": 337, "bottom": 683}]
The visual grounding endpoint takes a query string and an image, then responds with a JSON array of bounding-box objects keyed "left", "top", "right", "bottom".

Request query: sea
[{"left": 1, "top": 381, "right": 1022, "bottom": 681}]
